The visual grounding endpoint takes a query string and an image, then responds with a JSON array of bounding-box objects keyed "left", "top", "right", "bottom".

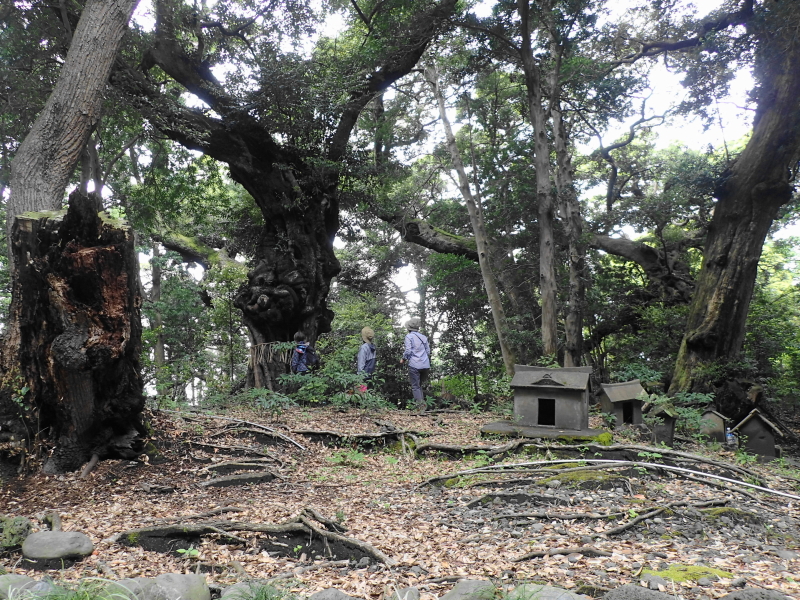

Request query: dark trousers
[{"left": 408, "top": 366, "right": 430, "bottom": 404}]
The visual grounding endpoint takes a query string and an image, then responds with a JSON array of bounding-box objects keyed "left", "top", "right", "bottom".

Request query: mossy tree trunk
[{"left": 669, "top": 3, "right": 800, "bottom": 394}]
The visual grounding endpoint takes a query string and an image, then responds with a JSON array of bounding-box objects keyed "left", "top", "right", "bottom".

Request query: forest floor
[{"left": 1, "top": 405, "right": 800, "bottom": 600}]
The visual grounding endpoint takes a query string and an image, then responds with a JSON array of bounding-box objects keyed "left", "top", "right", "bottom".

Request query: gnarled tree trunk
[
  {"left": 2, "top": 192, "right": 145, "bottom": 473},
  {"left": 669, "top": 2, "right": 800, "bottom": 395}
]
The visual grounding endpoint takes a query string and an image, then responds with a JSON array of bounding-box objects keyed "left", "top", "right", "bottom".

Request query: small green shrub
[{"left": 327, "top": 449, "right": 366, "bottom": 467}]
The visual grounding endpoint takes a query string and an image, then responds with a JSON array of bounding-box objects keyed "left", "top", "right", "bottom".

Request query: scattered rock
[
  {"left": 386, "top": 587, "right": 420, "bottom": 600},
  {"left": 154, "top": 574, "right": 211, "bottom": 600},
  {"left": 509, "top": 583, "right": 591, "bottom": 600},
  {"left": 602, "top": 583, "right": 674, "bottom": 600},
  {"left": 719, "top": 590, "right": 793, "bottom": 600},
  {"left": 21, "top": 531, "right": 93, "bottom": 568},
  {"left": 309, "top": 589, "right": 359, "bottom": 600},
  {"left": 0, "top": 574, "right": 35, "bottom": 600},
  {"left": 0, "top": 516, "right": 32, "bottom": 549},
  {"left": 439, "top": 580, "right": 495, "bottom": 600},
  {"left": 221, "top": 581, "right": 279, "bottom": 600}
]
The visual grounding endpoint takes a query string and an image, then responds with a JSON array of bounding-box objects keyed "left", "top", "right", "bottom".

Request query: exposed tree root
[
  {"left": 163, "top": 410, "right": 306, "bottom": 450},
  {"left": 603, "top": 499, "right": 728, "bottom": 536},
  {"left": 113, "top": 507, "right": 394, "bottom": 565},
  {"left": 514, "top": 546, "right": 613, "bottom": 562},
  {"left": 289, "top": 428, "right": 426, "bottom": 447},
  {"left": 184, "top": 440, "right": 280, "bottom": 459}
]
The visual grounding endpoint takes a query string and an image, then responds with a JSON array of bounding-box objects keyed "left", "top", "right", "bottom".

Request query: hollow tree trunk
[
  {"left": 670, "top": 2, "right": 800, "bottom": 394},
  {"left": 2, "top": 191, "right": 145, "bottom": 474}
]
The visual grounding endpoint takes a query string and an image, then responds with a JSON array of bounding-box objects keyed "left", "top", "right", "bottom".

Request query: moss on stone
[
  {"left": 642, "top": 564, "right": 733, "bottom": 583},
  {"left": 0, "top": 516, "right": 32, "bottom": 549}
]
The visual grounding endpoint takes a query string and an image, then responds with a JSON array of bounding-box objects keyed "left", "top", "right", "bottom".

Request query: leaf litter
[{"left": 1, "top": 406, "right": 799, "bottom": 600}]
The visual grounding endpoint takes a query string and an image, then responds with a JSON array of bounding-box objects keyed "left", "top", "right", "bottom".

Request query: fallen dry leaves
[{"left": 1, "top": 407, "right": 799, "bottom": 600}]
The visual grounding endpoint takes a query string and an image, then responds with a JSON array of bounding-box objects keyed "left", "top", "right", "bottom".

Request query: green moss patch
[
  {"left": 700, "top": 507, "right": 761, "bottom": 525},
  {"left": 643, "top": 564, "right": 733, "bottom": 583},
  {"left": 540, "top": 470, "right": 632, "bottom": 491}
]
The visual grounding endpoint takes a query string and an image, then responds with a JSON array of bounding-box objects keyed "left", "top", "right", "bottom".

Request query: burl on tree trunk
[{"left": 0, "top": 191, "right": 146, "bottom": 474}]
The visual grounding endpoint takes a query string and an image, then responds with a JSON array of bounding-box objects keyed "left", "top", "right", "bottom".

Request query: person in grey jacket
[
  {"left": 400, "top": 317, "right": 430, "bottom": 411},
  {"left": 357, "top": 326, "right": 377, "bottom": 378}
]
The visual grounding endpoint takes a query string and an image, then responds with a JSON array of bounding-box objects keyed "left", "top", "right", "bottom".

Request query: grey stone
[
  {"left": 105, "top": 578, "right": 171, "bottom": 600},
  {"left": 697, "top": 578, "right": 712, "bottom": 587},
  {"left": 221, "top": 581, "right": 278, "bottom": 600},
  {"left": 440, "top": 580, "right": 495, "bottom": 600},
  {"left": 509, "top": 584, "right": 590, "bottom": 600},
  {"left": 602, "top": 584, "right": 674, "bottom": 600},
  {"left": 719, "top": 590, "right": 793, "bottom": 600},
  {"left": 357, "top": 557, "right": 371, "bottom": 567},
  {"left": 641, "top": 575, "right": 667, "bottom": 591},
  {"left": 309, "top": 590, "right": 358, "bottom": 600},
  {"left": 154, "top": 574, "right": 211, "bottom": 600},
  {"left": 0, "top": 578, "right": 57, "bottom": 600},
  {"left": 387, "top": 587, "right": 420, "bottom": 600},
  {"left": 0, "top": 575, "right": 35, "bottom": 600},
  {"left": 775, "top": 550, "right": 797, "bottom": 560},
  {"left": 409, "top": 566, "right": 426, "bottom": 576},
  {"left": 21, "top": 531, "right": 93, "bottom": 560},
  {"left": 531, "top": 524, "right": 545, "bottom": 533},
  {"left": 731, "top": 579, "right": 747, "bottom": 588}
]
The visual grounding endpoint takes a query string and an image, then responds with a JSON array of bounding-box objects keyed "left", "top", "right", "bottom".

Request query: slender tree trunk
[
  {"left": 151, "top": 243, "right": 167, "bottom": 400},
  {"left": 551, "top": 106, "right": 586, "bottom": 367},
  {"left": 427, "top": 67, "right": 516, "bottom": 375},
  {"left": 670, "top": 3, "right": 800, "bottom": 393},
  {"left": 518, "top": 0, "right": 558, "bottom": 358}
]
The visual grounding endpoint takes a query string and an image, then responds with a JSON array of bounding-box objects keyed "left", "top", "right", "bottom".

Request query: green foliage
[
  {"left": 233, "top": 388, "right": 297, "bottom": 417},
  {"left": 176, "top": 547, "right": 200, "bottom": 558},
  {"left": 327, "top": 449, "right": 366, "bottom": 467}
]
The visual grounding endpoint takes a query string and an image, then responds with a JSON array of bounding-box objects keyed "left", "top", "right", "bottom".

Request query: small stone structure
[
  {"left": 599, "top": 380, "right": 645, "bottom": 427},
  {"left": 731, "top": 408, "right": 782, "bottom": 457},
  {"left": 649, "top": 405, "right": 677, "bottom": 447},
  {"left": 700, "top": 409, "right": 728, "bottom": 443},
  {"left": 511, "top": 366, "right": 591, "bottom": 430}
]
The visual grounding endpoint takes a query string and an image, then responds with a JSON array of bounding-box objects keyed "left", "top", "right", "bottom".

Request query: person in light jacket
[
  {"left": 400, "top": 317, "right": 430, "bottom": 411},
  {"left": 357, "top": 326, "right": 377, "bottom": 378}
]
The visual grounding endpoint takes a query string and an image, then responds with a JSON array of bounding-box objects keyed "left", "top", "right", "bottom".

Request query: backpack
[{"left": 305, "top": 346, "right": 320, "bottom": 369}]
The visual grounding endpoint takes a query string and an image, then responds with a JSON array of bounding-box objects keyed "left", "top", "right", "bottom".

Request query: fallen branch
[{"left": 514, "top": 545, "right": 612, "bottom": 562}]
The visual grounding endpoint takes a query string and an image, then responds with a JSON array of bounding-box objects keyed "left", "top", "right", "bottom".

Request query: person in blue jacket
[
  {"left": 290, "top": 331, "right": 315, "bottom": 374},
  {"left": 400, "top": 317, "right": 430, "bottom": 411},
  {"left": 357, "top": 327, "right": 377, "bottom": 379}
]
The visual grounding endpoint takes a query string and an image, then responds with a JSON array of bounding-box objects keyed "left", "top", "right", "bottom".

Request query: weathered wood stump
[{"left": 0, "top": 191, "right": 145, "bottom": 473}]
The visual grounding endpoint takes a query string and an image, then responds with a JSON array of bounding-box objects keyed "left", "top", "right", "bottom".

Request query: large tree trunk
[
  {"left": 427, "top": 67, "right": 516, "bottom": 375},
  {"left": 6, "top": 0, "right": 139, "bottom": 254},
  {"left": 1, "top": 0, "right": 141, "bottom": 472},
  {"left": 670, "top": 2, "right": 800, "bottom": 394},
  {"left": 112, "top": 0, "right": 459, "bottom": 386},
  {"left": 2, "top": 192, "right": 145, "bottom": 474}
]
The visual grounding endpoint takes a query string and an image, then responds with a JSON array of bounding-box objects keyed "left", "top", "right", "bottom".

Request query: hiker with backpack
[
  {"left": 400, "top": 317, "right": 430, "bottom": 411},
  {"left": 357, "top": 326, "right": 377, "bottom": 379},
  {"left": 290, "top": 331, "right": 318, "bottom": 374}
]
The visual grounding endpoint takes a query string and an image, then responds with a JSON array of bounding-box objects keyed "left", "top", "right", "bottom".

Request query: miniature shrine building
[
  {"left": 599, "top": 380, "right": 645, "bottom": 427},
  {"left": 732, "top": 408, "right": 782, "bottom": 457},
  {"left": 511, "top": 366, "right": 591, "bottom": 430},
  {"left": 700, "top": 409, "right": 728, "bottom": 443}
]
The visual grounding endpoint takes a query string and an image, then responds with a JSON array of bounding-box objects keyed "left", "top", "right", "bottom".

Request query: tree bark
[
  {"left": 519, "top": 0, "right": 558, "bottom": 357},
  {"left": 113, "top": 0, "right": 459, "bottom": 385},
  {"left": 3, "top": 192, "right": 145, "bottom": 474},
  {"left": 7, "top": 0, "right": 139, "bottom": 257},
  {"left": 670, "top": 3, "right": 800, "bottom": 392},
  {"left": 2, "top": 0, "right": 141, "bottom": 472},
  {"left": 426, "top": 67, "right": 516, "bottom": 375}
]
